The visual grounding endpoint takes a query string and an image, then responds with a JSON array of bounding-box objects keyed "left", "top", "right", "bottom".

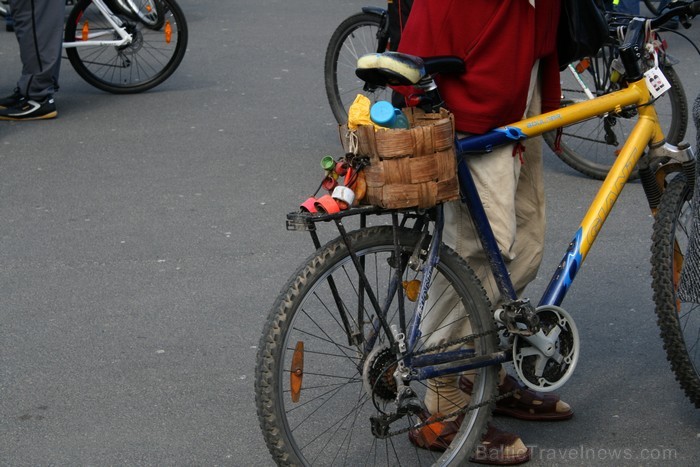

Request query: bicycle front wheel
[
  {"left": 651, "top": 173, "right": 700, "bottom": 407},
  {"left": 324, "top": 12, "right": 393, "bottom": 124},
  {"left": 545, "top": 50, "right": 687, "bottom": 180},
  {"left": 255, "top": 225, "right": 498, "bottom": 466},
  {"left": 64, "top": 0, "right": 188, "bottom": 93}
]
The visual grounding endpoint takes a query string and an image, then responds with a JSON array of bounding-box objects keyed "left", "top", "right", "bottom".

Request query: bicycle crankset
[{"left": 512, "top": 305, "right": 580, "bottom": 392}]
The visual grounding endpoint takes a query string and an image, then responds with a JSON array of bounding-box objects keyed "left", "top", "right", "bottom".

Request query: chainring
[{"left": 512, "top": 305, "right": 580, "bottom": 392}]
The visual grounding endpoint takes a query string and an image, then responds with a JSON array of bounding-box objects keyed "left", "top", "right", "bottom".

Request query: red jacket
[{"left": 397, "top": 0, "right": 561, "bottom": 134}]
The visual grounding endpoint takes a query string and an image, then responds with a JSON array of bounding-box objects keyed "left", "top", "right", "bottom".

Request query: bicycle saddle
[{"left": 356, "top": 52, "right": 465, "bottom": 86}]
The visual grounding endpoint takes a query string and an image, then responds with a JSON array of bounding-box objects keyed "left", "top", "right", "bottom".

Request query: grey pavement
[{"left": 1, "top": 1, "right": 699, "bottom": 465}]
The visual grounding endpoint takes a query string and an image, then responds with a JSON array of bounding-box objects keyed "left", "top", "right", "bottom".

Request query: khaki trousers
[{"left": 422, "top": 64, "right": 545, "bottom": 414}]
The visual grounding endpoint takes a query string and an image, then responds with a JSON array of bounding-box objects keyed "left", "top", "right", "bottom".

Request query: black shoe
[
  {"left": 0, "top": 95, "right": 57, "bottom": 120},
  {"left": 0, "top": 88, "right": 24, "bottom": 109}
]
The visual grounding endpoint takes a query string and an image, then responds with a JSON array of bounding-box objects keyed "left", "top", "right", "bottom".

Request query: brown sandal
[
  {"left": 470, "top": 424, "right": 530, "bottom": 465},
  {"left": 460, "top": 374, "right": 574, "bottom": 421},
  {"left": 408, "top": 414, "right": 530, "bottom": 465}
]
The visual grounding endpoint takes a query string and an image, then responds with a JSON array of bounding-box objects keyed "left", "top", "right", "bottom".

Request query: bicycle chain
[
  {"left": 384, "top": 389, "right": 519, "bottom": 438},
  {"left": 410, "top": 328, "right": 498, "bottom": 358}
]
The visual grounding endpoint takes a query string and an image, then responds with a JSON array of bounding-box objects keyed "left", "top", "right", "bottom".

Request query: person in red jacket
[{"left": 397, "top": 1, "right": 573, "bottom": 464}]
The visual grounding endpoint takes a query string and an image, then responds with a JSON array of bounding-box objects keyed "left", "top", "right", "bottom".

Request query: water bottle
[{"left": 370, "top": 101, "right": 410, "bottom": 129}]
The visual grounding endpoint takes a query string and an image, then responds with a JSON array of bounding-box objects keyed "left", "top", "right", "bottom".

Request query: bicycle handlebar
[
  {"left": 616, "top": 1, "right": 699, "bottom": 80},
  {"left": 649, "top": 0, "right": 700, "bottom": 28},
  {"left": 609, "top": 0, "right": 700, "bottom": 29}
]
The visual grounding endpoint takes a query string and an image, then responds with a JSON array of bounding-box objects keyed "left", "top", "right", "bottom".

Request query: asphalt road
[{"left": 1, "top": 1, "right": 699, "bottom": 465}]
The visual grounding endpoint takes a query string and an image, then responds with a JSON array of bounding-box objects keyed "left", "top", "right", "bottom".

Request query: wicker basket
[{"left": 348, "top": 107, "right": 459, "bottom": 209}]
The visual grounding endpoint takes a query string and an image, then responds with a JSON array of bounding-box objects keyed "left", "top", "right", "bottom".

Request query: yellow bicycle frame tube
[
  {"left": 512, "top": 79, "right": 663, "bottom": 260},
  {"left": 454, "top": 77, "right": 665, "bottom": 306},
  {"left": 532, "top": 79, "right": 663, "bottom": 305}
]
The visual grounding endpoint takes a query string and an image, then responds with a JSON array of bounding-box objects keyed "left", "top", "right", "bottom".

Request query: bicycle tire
[
  {"left": 255, "top": 225, "right": 498, "bottom": 466},
  {"left": 651, "top": 173, "right": 700, "bottom": 407},
  {"left": 324, "top": 12, "right": 393, "bottom": 124},
  {"left": 544, "top": 49, "right": 688, "bottom": 180},
  {"left": 64, "top": 0, "right": 188, "bottom": 94}
]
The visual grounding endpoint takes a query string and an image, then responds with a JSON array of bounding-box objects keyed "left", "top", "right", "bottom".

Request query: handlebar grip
[{"left": 649, "top": 1, "right": 700, "bottom": 28}]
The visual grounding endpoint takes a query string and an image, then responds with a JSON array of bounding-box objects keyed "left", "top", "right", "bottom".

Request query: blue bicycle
[{"left": 257, "top": 3, "right": 700, "bottom": 465}]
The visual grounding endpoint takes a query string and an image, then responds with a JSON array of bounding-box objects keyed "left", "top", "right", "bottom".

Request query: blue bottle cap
[{"left": 370, "top": 101, "right": 397, "bottom": 127}]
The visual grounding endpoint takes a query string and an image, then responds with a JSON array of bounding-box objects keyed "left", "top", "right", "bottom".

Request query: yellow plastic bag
[{"left": 347, "top": 94, "right": 380, "bottom": 130}]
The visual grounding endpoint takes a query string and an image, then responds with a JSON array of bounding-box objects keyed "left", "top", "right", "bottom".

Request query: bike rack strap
[{"left": 286, "top": 205, "right": 387, "bottom": 232}]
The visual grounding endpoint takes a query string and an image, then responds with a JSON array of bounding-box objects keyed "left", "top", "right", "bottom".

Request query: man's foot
[
  {"left": 408, "top": 414, "right": 530, "bottom": 465},
  {"left": 0, "top": 88, "right": 24, "bottom": 109},
  {"left": 471, "top": 424, "right": 530, "bottom": 465},
  {"left": 0, "top": 95, "right": 57, "bottom": 120},
  {"left": 460, "top": 374, "right": 574, "bottom": 421}
]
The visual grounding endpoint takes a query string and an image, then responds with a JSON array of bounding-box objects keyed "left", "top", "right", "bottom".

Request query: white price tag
[{"left": 644, "top": 67, "right": 671, "bottom": 99}]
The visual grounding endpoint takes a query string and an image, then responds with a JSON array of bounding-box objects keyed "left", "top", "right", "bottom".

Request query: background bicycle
[
  {"left": 546, "top": 15, "right": 689, "bottom": 179},
  {"left": 63, "top": 0, "right": 188, "bottom": 93},
  {"left": 2, "top": 0, "right": 187, "bottom": 93}
]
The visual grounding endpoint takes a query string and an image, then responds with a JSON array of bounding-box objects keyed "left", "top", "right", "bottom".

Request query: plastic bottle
[{"left": 370, "top": 101, "right": 410, "bottom": 129}]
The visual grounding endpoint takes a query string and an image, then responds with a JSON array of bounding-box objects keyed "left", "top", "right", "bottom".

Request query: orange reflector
[
  {"left": 575, "top": 58, "right": 590, "bottom": 74},
  {"left": 674, "top": 241, "right": 684, "bottom": 311},
  {"left": 290, "top": 341, "right": 304, "bottom": 402},
  {"left": 82, "top": 21, "right": 89, "bottom": 41},
  {"left": 402, "top": 280, "right": 421, "bottom": 302},
  {"left": 146, "top": 4, "right": 152, "bottom": 12},
  {"left": 165, "top": 21, "right": 172, "bottom": 44}
]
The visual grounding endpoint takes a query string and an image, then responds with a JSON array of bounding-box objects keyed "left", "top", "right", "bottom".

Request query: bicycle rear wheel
[
  {"left": 324, "top": 12, "right": 393, "bottom": 124},
  {"left": 651, "top": 173, "right": 700, "bottom": 407},
  {"left": 255, "top": 225, "right": 498, "bottom": 466},
  {"left": 545, "top": 46, "right": 687, "bottom": 180},
  {"left": 64, "top": 0, "right": 188, "bottom": 93}
]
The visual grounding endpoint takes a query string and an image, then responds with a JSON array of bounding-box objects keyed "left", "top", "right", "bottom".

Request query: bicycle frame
[
  {"left": 258, "top": 6, "right": 700, "bottom": 463},
  {"left": 400, "top": 75, "right": 693, "bottom": 384},
  {"left": 62, "top": 0, "right": 132, "bottom": 49},
  {"left": 308, "top": 8, "right": 698, "bottom": 394},
  {"left": 303, "top": 74, "right": 688, "bottom": 385}
]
